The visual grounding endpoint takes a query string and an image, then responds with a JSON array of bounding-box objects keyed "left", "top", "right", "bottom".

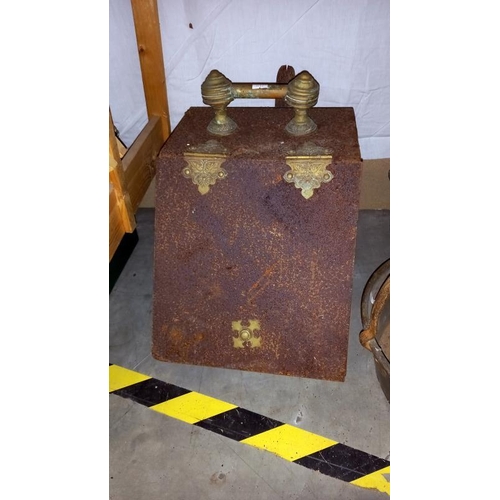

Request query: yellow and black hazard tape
[{"left": 109, "top": 364, "right": 390, "bottom": 495}]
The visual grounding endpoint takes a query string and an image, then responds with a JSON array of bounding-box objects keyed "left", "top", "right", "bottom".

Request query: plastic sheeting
[{"left": 109, "top": 0, "right": 389, "bottom": 159}]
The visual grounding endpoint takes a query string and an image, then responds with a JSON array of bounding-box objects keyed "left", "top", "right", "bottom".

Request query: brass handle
[{"left": 201, "top": 70, "right": 319, "bottom": 136}]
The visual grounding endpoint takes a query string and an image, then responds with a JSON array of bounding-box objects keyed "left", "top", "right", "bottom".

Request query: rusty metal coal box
[{"left": 152, "top": 106, "right": 362, "bottom": 381}]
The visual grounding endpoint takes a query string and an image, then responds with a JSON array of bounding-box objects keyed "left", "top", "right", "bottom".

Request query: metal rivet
[{"left": 240, "top": 329, "right": 251, "bottom": 341}]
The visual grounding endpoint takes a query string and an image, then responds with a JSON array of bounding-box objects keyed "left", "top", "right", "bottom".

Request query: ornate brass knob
[
  {"left": 200, "top": 69, "right": 320, "bottom": 136},
  {"left": 201, "top": 70, "right": 237, "bottom": 136},
  {"left": 284, "top": 71, "right": 319, "bottom": 135}
]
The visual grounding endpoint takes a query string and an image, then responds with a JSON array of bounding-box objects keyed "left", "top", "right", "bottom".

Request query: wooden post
[
  {"left": 109, "top": 110, "right": 136, "bottom": 238},
  {"left": 122, "top": 115, "right": 163, "bottom": 211},
  {"left": 130, "top": 0, "right": 171, "bottom": 141},
  {"left": 109, "top": 110, "right": 125, "bottom": 165},
  {"left": 275, "top": 65, "right": 295, "bottom": 107}
]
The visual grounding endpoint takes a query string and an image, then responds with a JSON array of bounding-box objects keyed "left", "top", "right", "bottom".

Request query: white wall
[{"left": 109, "top": 0, "right": 389, "bottom": 160}]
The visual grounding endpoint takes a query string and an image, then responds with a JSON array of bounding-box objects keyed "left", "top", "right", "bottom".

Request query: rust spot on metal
[
  {"left": 248, "top": 264, "right": 276, "bottom": 292},
  {"left": 247, "top": 266, "right": 276, "bottom": 305},
  {"left": 169, "top": 327, "right": 184, "bottom": 342}
]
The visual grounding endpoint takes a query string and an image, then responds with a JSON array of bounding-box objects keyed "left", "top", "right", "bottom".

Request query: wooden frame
[{"left": 109, "top": 0, "right": 171, "bottom": 261}]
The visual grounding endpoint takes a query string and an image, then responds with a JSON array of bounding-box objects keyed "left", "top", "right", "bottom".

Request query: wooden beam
[
  {"left": 109, "top": 110, "right": 136, "bottom": 239},
  {"left": 109, "top": 185, "right": 126, "bottom": 260},
  {"left": 109, "top": 110, "right": 127, "bottom": 200},
  {"left": 130, "top": 0, "right": 171, "bottom": 141},
  {"left": 110, "top": 155, "right": 136, "bottom": 234},
  {"left": 122, "top": 115, "right": 163, "bottom": 212},
  {"left": 125, "top": 161, "right": 155, "bottom": 214},
  {"left": 109, "top": 109, "right": 122, "bottom": 164}
]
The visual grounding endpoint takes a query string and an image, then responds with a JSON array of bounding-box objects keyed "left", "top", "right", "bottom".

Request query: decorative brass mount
[
  {"left": 284, "top": 156, "right": 333, "bottom": 199},
  {"left": 201, "top": 70, "right": 319, "bottom": 136},
  {"left": 232, "top": 319, "right": 262, "bottom": 348},
  {"left": 284, "top": 142, "right": 334, "bottom": 199},
  {"left": 182, "top": 153, "right": 227, "bottom": 195},
  {"left": 182, "top": 140, "right": 228, "bottom": 195}
]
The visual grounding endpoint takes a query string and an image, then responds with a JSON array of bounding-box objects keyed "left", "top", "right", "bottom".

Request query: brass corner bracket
[
  {"left": 284, "top": 155, "right": 333, "bottom": 199},
  {"left": 182, "top": 140, "right": 229, "bottom": 195}
]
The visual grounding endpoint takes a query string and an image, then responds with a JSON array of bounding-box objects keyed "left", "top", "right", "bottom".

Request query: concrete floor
[{"left": 109, "top": 208, "right": 390, "bottom": 499}]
